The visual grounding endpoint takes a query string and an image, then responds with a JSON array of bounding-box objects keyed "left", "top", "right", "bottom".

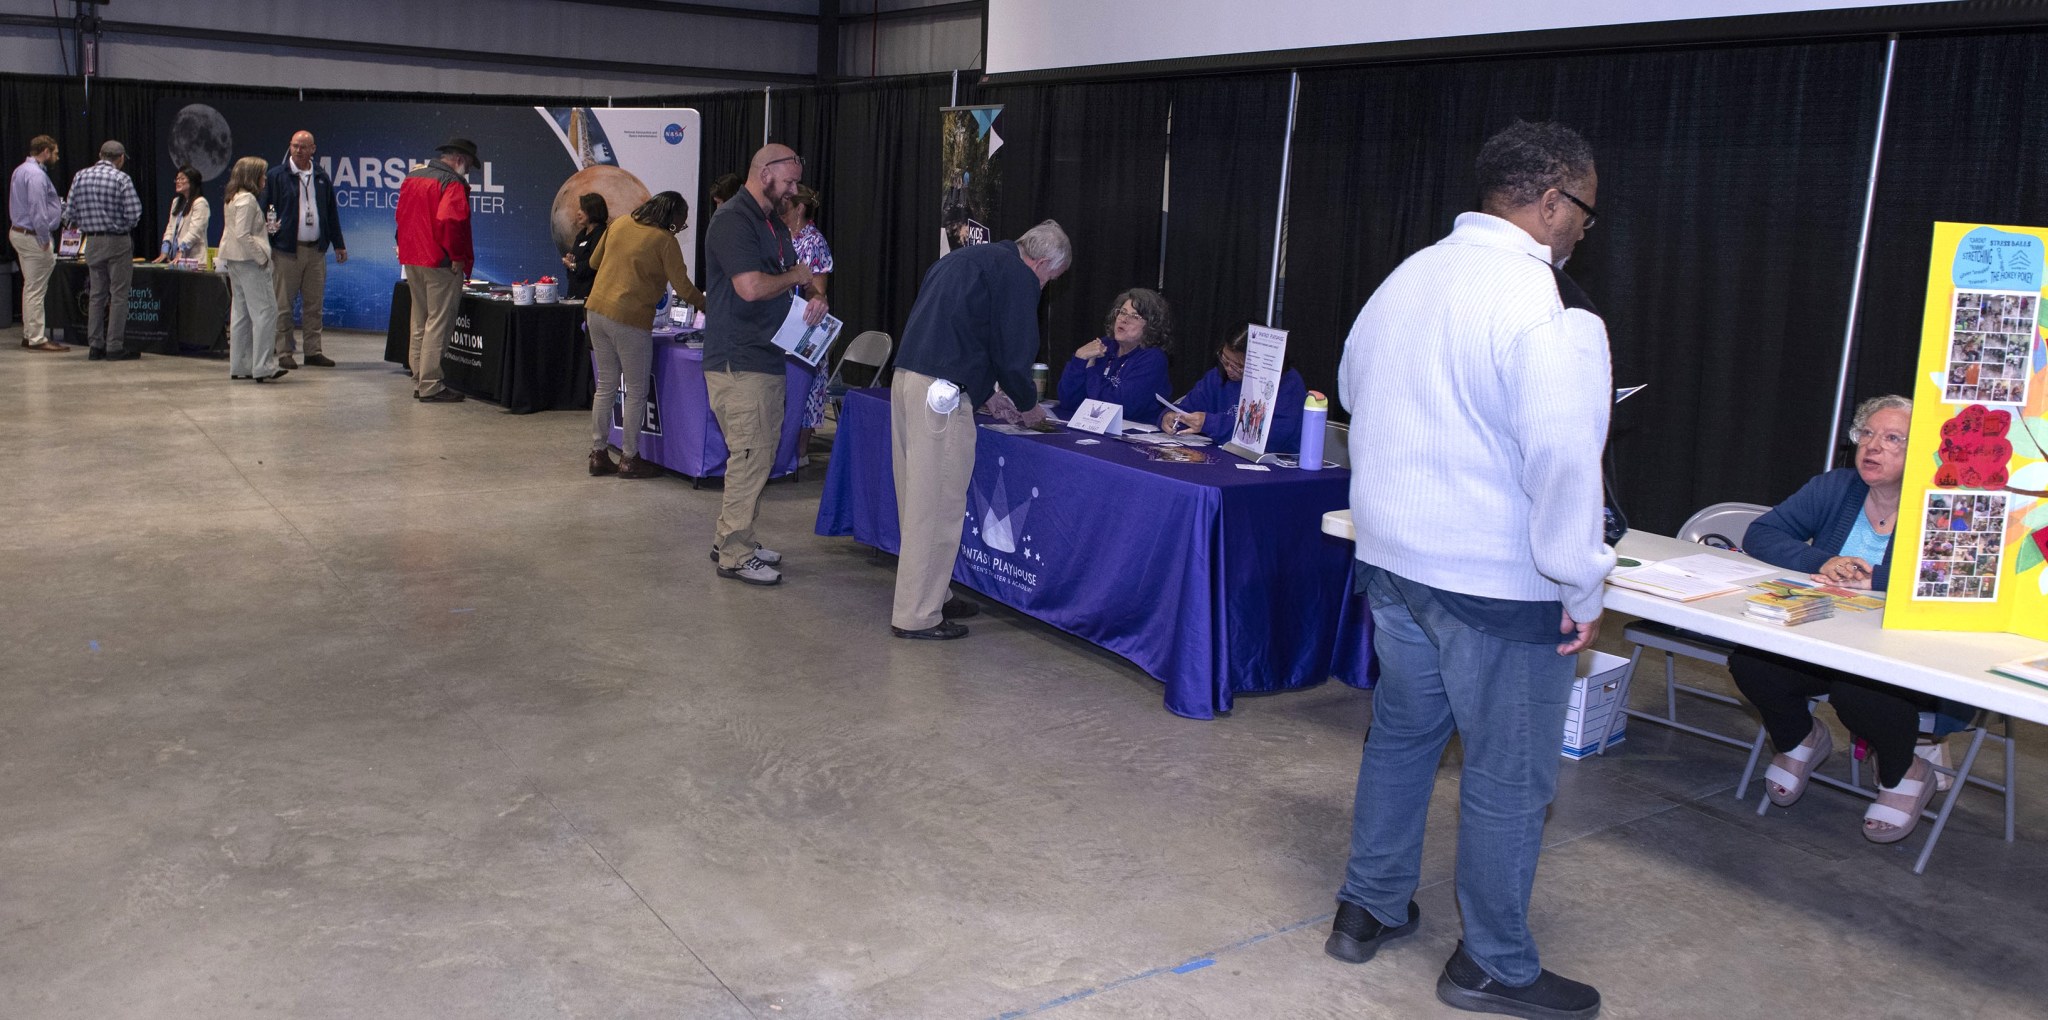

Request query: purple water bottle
[{"left": 1299, "top": 391, "right": 1328, "bottom": 470}]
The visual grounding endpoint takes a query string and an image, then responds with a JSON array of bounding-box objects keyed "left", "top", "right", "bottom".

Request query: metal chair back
[{"left": 1677, "top": 502, "right": 1771, "bottom": 551}]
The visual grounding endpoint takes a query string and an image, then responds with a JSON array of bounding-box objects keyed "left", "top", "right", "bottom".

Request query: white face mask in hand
[{"left": 926, "top": 378, "right": 961, "bottom": 415}]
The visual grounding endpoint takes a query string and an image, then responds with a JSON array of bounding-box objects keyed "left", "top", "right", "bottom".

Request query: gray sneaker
[
  {"left": 708, "top": 545, "right": 782, "bottom": 566},
  {"left": 717, "top": 555, "right": 782, "bottom": 586}
]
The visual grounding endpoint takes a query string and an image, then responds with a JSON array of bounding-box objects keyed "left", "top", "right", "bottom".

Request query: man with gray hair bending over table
[{"left": 886, "top": 220, "right": 1070, "bottom": 640}]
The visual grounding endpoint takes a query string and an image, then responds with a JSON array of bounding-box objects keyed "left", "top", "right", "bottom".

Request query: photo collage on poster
[
  {"left": 1913, "top": 492, "right": 2009, "bottom": 601},
  {"left": 1945, "top": 290, "right": 2038, "bottom": 405}
]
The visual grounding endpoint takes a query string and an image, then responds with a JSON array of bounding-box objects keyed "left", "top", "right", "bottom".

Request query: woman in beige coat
[{"left": 217, "top": 157, "right": 286, "bottom": 381}]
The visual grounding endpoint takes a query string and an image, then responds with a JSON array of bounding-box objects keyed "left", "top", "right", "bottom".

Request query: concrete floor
[{"left": 1, "top": 327, "right": 2042, "bottom": 1020}]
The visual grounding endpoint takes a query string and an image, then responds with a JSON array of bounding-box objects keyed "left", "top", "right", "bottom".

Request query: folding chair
[
  {"left": 1597, "top": 502, "right": 1773, "bottom": 755},
  {"left": 1735, "top": 705, "right": 2016, "bottom": 874},
  {"left": 824, "top": 330, "right": 893, "bottom": 421},
  {"left": 1322, "top": 420, "right": 1350, "bottom": 468}
]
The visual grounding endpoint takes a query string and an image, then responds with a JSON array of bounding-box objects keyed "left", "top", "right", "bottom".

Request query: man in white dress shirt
[{"left": 262, "top": 131, "right": 347, "bottom": 368}]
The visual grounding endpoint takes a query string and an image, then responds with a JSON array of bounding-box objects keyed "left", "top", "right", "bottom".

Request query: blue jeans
[{"left": 1338, "top": 567, "right": 1575, "bottom": 986}]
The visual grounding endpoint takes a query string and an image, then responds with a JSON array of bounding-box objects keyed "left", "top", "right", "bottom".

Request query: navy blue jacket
[
  {"left": 1743, "top": 468, "right": 1892, "bottom": 591},
  {"left": 260, "top": 161, "right": 346, "bottom": 255},
  {"left": 896, "top": 240, "right": 1043, "bottom": 408}
]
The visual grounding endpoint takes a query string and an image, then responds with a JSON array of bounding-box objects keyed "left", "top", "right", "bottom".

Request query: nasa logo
[{"left": 663, "top": 123, "right": 685, "bottom": 145}]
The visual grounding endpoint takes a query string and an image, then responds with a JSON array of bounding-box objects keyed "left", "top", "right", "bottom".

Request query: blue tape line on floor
[{"left": 987, "top": 911, "right": 1333, "bottom": 1019}]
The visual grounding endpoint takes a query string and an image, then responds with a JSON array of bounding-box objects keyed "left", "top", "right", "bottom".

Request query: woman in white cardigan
[
  {"left": 217, "top": 156, "right": 286, "bottom": 381},
  {"left": 152, "top": 166, "right": 210, "bottom": 265}
]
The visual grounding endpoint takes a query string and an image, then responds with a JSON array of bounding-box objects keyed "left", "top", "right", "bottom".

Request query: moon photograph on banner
[
  {"left": 154, "top": 100, "right": 699, "bottom": 331},
  {"left": 941, "top": 105, "right": 1003, "bottom": 257}
]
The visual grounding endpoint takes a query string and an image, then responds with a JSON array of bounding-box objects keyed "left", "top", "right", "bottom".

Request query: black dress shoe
[
  {"left": 941, "top": 596, "right": 981, "bottom": 620},
  {"left": 891, "top": 620, "right": 968, "bottom": 640},
  {"left": 87, "top": 347, "right": 106, "bottom": 361},
  {"left": 230, "top": 374, "right": 252, "bottom": 380},
  {"left": 417, "top": 389, "right": 466, "bottom": 402},
  {"left": 303, "top": 353, "right": 335, "bottom": 367},
  {"left": 1325, "top": 899, "right": 1419, "bottom": 964},
  {"left": 256, "top": 368, "right": 290, "bottom": 382},
  {"left": 1436, "top": 941, "right": 1600, "bottom": 1020},
  {"left": 108, "top": 349, "right": 141, "bottom": 360}
]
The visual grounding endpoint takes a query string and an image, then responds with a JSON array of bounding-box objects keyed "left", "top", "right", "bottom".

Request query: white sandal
[
  {"left": 1864, "top": 756, "right": 1937, "bottom": 844},
  {"left": 1763, "top": 722, "right": 1833, "bottom": 807},
  {"left": 1914, "top": 737, "right": 1955, "bottom": 792}
]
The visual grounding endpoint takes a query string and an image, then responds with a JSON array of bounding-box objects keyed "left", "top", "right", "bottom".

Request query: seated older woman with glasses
[
  {"left": 1055, "top": 288, "right": 1172, "bottom": 427},
  {"left": 1729, "top": 393, "right": 1957, "bottom": 846}
]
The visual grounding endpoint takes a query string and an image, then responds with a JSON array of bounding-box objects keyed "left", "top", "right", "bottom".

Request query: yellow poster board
[{"left": 1885, "top": 222, "right": 2048, "bottom": 640}]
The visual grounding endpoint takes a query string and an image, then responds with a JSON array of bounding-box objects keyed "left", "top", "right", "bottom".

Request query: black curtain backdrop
[
  {"left": 770, "top": 75, "right": 952, "bottom": 351},
  {"left": 1158, "top": 72, "right": 1292, "bottom": 396},
  {"left": 691, "top": 87, "right": 764, "bottom": 280},
  {"left": 975, "top": 80, "right": 1173, "bottom": 381},
  {"left": 1854, "top": 30, "right": 2048, "bottom": 431},
  {"left": 1284, "top": 41, "right": 1889, "bottom": 534}
]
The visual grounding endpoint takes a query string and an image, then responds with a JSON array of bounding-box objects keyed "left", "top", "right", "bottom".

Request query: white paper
[
  {"left": 1069, "top": 398, "right": 1124, "bottom": 435},
  {"left": 1236, "top": 463, "right": 1272, "bottom": 471},
  {"left": 1608, "top": 566, "right": 1743, "bottom": 601},
  {"left": 768, "top": 293, "right": 843, "bottom": 368},
  {"left": 1656, "top": 553, "right": 1773, "bottom": 583}
]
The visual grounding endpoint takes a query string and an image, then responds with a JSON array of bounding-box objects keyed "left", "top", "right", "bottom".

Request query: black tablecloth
[
  {"left": 382, "top": 282, "right": 591, "bottom": 413},
  {"left": 48, "top": 261, "right": 230, "bottom": 355}
]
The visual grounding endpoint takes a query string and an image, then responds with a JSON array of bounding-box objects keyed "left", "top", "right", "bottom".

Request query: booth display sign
[
  {"left": 1888, "top": 221, "right": 2048, "bottom": 641},
  {"left": 157, "top": 101, "right": 699, "bottom": 331}
]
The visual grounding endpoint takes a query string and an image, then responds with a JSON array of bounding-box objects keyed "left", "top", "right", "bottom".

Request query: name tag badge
[{"left": 1070, "top": 398, "right": 1124, "bottom": 436}]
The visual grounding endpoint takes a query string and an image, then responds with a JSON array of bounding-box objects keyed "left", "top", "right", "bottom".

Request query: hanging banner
[
  {"left": 157, "top": 101, "right": 699, "bottom": 330},
  {"left": 940, "top": 105, "right": 1003, "bottom": 257},
  {"left": 1886, "top": 221, "right": 2048, "bottom": 641}
]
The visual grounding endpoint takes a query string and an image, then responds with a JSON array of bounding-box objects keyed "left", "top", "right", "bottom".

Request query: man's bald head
[
  {"left": 289, "top": 131, "right": 316, "bottom": 170},
  {"left": 746, "top": 144, "right": 804, "bottom": 213}
]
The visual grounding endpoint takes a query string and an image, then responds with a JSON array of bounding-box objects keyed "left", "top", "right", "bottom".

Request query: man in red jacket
[{"left": 395, "top": 137, "right": 478, "bottom": 403}]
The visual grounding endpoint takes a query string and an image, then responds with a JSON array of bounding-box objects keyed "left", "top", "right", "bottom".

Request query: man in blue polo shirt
[{"left": 702, "top": 143, "right": 828, "bottom": 587}]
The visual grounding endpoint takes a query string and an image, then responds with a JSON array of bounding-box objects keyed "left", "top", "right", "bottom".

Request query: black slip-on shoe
[
  {"left": 1436, "top": 941, "right": 1600, "bottom": 1020},
  {"left": 1324, "top": 899, "right": 1419, "bottom": 964},
  {"left": 891, "top": 620, "right": 968, "bottom": 640},
  {"left": 941, "top": 596, "right": 981, "bottom": 620},
  {"left": 107, "top": 349, "right": 141, "bottom": 360}
]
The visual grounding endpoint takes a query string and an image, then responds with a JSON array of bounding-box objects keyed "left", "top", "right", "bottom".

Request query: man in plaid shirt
[{"left": 66, "top": 140, "right": 143, "bottom": 360}]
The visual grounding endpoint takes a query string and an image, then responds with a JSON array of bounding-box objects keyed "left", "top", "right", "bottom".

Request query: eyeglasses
[
  {"left": 1848, "top": 428, "right": 1909, "bottom": 451},
  {"left": 1557, "top": 188, "right": 1598, "bottom": 229},
  {"left": 765, "top": 155, "right": 806, "bottom": 171},
  {"left": 1114, "top": 306, "right": 1145, "bottom": 322}
]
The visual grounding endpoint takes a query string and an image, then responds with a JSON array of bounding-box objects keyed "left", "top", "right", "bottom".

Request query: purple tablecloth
[
  {"left": 603, "top": 332, "right": 815, "bottom": 479},
  {"left": 816, "top": 387, "right": 1373, "bottom": 719}
]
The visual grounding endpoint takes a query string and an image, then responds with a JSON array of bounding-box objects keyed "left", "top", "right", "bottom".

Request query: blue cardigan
[
  {"left": 1178, "top": 366, "right": 1308, "bottom": 453},
  {"left": 1056, "top": 343, "right": 1170, "bottom": 426},
  {"left": 1742, "top": 468, "right": 1892, "bottom": 591}
]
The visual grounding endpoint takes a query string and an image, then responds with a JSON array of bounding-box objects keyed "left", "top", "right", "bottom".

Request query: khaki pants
[
  {"left": 83, "top": 233, "right": 134, "bottom": 353},
  {"left": 405, "top": 264, "right": 461, "bottom": 396},
  {"left": 272, "top": 245, "right": 328, "bottom": 356},
  {"left": 889, "top": 369, "right": 977, "bottom": 631},
  {"left": 705, "top": 367, "right": 785, "bottom": 568},
  {"left": 8, "top": 230, "right": 54, "bottom": 344}
]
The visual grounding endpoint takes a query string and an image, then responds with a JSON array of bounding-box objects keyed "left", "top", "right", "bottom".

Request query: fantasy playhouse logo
[{"left": 961, "top": 456, "right": 1043, "bottom": 592}]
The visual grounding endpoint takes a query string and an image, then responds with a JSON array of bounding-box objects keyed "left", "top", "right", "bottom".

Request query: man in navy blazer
[{"left": 262, "top": 130, "right": 348, "bottom": 368}]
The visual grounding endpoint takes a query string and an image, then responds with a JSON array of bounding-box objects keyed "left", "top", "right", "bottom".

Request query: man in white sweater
[{"left": 1324, "top": 121, "right": 1614, "bottom": 1020}]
